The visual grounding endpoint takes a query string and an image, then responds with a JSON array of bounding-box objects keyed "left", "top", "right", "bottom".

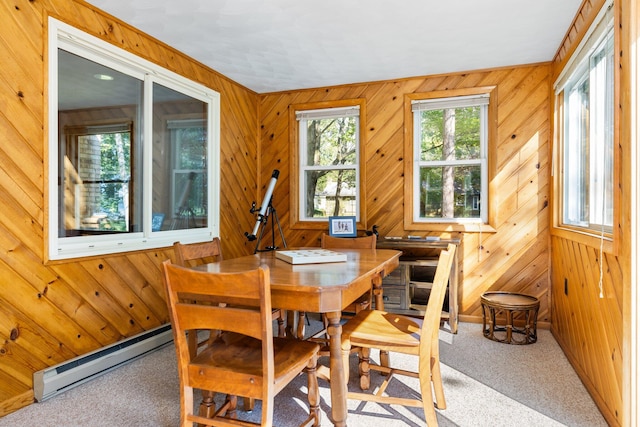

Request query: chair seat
[
  {"left": 343, "top": 309, "right": 422, "bottom": 352},
  {"left": 190, "top": 335, "right": 319, "bottom": 396}
]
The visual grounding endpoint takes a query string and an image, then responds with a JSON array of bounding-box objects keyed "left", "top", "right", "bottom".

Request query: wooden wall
[
  {"left": 258, "top": 67, "right": 552, "bottom": 326},
  {"left": 0, "top": 0, "right": 259, "bottom": 415},
  {"left": 0, "top": 0, "right": 624, "bottom": 424},
  {"left": 549, "top": 0, "right": 623, "bottom": 426}
]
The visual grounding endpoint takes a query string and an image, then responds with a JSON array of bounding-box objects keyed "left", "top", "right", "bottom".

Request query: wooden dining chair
[
  {"left": 173, "top": 238, "right": 286, "bottom": 416},
  {"left": 162, "top": 260, "right": 321, "bottom": 427},
  {"left": 341, "top": 243, "right": 456, "bottom": 426}
]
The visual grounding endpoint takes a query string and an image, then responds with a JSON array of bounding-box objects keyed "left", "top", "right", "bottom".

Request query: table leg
[
  {"left": 326, "top": 310, "right": 347, "bottom": 427},
  {"left": 372, "top": 273, "right": 390, "bottom": 367},
  {"left": 372, "top": 274, "right": 384, "bottom": 311}
]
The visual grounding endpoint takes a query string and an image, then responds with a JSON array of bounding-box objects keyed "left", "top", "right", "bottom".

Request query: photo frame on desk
[{"left": 328, "top": 216, "right": 357, "bottom": 237}]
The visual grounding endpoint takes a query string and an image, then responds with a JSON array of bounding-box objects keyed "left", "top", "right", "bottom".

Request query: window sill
[
  {"left": 550, "top": 225, "right": 616, "bottom": 255},
  {"left": 404, "top": 221, "right": 496, "bottom": 234}
]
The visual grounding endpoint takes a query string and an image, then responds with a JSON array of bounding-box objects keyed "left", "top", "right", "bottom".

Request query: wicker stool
[{"left": 481, "top": 291, "right": 539, "bottom": 344}]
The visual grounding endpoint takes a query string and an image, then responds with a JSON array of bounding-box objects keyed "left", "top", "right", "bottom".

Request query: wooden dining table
[{"left": 193, "top": 247, "right": 401, "bottom": 427}]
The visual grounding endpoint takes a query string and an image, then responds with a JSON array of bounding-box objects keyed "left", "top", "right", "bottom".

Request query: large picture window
[
  {"left": 48, "top": 18, "right": 220, "bottom": 260},
  {"left": 554, "top": 2, "right": 614, "bottom": 238},
  {"left": 295, "top": 104, "right": 362, "bottom": 222}
]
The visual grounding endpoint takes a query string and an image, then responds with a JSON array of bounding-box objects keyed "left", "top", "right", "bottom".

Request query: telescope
[{"left": 245, "top": 169, "right": 280, "bottom": 242}]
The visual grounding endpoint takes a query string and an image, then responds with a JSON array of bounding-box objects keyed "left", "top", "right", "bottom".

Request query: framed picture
[{"left": 329, "top": 216, "right": 357, "bottom": 237}]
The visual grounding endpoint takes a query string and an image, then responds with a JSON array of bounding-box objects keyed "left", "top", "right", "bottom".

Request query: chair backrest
[
  {"left": 162, "top": 260, "right": 275, "bottom": 395},
  {"left": 173, "top": 237, "right": 223, "bottom": 267},
  {"left": 419, "top": 244, "right": 456, "bottom": 352},
  {"left": 321, "top": 233, "right": 376, "bottom": 249}
]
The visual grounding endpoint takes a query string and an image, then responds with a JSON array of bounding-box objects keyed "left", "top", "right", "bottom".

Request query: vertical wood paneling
[
  {"left": 0, "top": 0, "right": 258, "bottom": 415},
  {"left": 551, "top": 238, "right": 622, "bottom": 424}
]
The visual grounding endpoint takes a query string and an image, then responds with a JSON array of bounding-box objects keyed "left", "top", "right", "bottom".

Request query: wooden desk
[
  {"left": 194, "top": 248, "right": 401, "bottom": 427},
  {"left": 376, "top": 238, "right": 460, "bottom": 333}
]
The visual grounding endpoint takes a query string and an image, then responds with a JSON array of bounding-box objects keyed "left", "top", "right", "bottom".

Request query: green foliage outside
[
  {"left": 419, "top": 106, "right": 482, "bottom": 219},
  {"left": 97, "top": 131, "right": 130, "bottom": 231},
  {"left": 305, "top": 116, "right": 357, "bottom": 218}
]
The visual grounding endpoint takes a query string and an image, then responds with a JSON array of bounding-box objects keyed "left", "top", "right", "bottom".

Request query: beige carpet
[{"left": 0, "top": 321, "right": 607, "bottom": 426}]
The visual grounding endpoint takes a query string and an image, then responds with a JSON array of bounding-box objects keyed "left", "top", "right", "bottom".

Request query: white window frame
[
  {"left": 47, "top": 18, "right": 220, "bottom": 260},
  {"left": 411, "top": 94, "right": 489, "bottom": 223},
  {"left": 554, "top": 1, "right": 615, "bottom": 238},
  {"left": 296, "top": 106, "right": 361, "bottom": 221}
]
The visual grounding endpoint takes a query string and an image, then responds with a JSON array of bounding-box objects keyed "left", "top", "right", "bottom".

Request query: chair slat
[{"left": 174, "top": 304, "right": 263, "bottom": 340}]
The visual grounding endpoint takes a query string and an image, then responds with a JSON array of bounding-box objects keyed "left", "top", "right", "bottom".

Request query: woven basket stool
[{"left": 481, "top": 291, "right": 539, "bottom": 345}]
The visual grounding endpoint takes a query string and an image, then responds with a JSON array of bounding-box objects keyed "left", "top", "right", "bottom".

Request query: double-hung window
[
  {"left": 294, "top": 104, "right": 362, "bottom": 222},
  {"left": 554, "top": 2, "right": 614, "bottom": 238},
  {"left": 408, "top": 92, "right": 489, "bottom": 225},
  {"left": 48, "top": 18, "right": 220, "bottom": 260}
]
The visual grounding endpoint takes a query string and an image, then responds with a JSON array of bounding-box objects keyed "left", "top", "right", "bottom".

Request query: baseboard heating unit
[{"left": 33, "top": 324, "right": 173, "bottom": 401}]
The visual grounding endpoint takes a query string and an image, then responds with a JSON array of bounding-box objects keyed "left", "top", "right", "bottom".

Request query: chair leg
[
  {"left": 286, "top": 310, "right": 296, "bottom": 338},
  {"left": 431, "top": 342, "right": 446, "bottom": 410},
  {"left": 286, "top": 310, "right": 306, "bottom": 339},
  {"left": 379, "top": 349, "right": 390, "bottom": 369},
  {"left": 276, "top": 311, "right": 286, "bottom": 337},
  {"left": 182, "top": 386, "right": 195, "bottom": 427},
  {"left": 418, "top": 364, "right": 439, "bottom": 426},
  {"left": 358, "top": 347, "right": 371, "bottom": 390},
  {"left": 243, "top": 397, "right": 255, "bottom": 412},
  {"left": 305, "top": 355, "right": 321, "bottom": 426},
  {"left": 198, "top": 390, "right": 216, "bottom": 420},
  {"left": 297, "top": 311, "right": 306, "bottom": 339}
]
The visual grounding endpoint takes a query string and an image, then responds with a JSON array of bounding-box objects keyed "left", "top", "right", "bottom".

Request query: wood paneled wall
[
  {"left": 549, "top": 0, "right": 623, "bottom": 426},
  {"left": 0, "top": 0, "right": 623, "bottom": 424},
  {"left": 0, "top": 0, "right": 258, "bottom": 415},
  {"left": 258, "top": 67, "right": 552, "bottom": 326}
]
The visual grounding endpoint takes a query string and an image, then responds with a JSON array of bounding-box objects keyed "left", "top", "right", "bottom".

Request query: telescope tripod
[{"left": 252, "top": 200, "right": 287, "bottom": 254}]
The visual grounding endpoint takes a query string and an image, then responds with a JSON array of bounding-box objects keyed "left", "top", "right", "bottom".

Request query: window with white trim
[
  {"left": 296, "top": 106, "right": 360, "bottom": 221},
  {"left": 411, "top": 94, "right": 489, "bottom": 223},
  {"left": 48, "top": 18, "right": 220, "bottom": 260},
  {"left": 555, "top": 2, "right": 614, "bottom": 235}
]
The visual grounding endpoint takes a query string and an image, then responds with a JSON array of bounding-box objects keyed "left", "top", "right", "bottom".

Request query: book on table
[{"left": 275, "top": 249, "right": 347, "bottom": 265}]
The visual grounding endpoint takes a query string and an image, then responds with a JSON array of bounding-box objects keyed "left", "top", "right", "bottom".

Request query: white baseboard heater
[{"left": 33, "top": 324, "right": 173, "bottom": 402}]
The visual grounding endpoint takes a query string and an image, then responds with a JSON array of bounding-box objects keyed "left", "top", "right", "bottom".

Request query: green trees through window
[
  {"left": 297, "top": 106, "right": 360, "bottom": 220},
  {"left": 412, "top": 96, "right": 487, "bottom": 222},
  {"left": 64, "top": 123, "right": 132, "bottom": 234}
]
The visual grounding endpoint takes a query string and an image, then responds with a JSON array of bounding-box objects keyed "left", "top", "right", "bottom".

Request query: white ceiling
[{"left": 86, "top": 0, "right": 582, "bottom": 94}]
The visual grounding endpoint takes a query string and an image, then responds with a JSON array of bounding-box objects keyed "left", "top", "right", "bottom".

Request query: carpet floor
[{"left": 0, "top": 321, "right": 607, "bottom": 426}]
